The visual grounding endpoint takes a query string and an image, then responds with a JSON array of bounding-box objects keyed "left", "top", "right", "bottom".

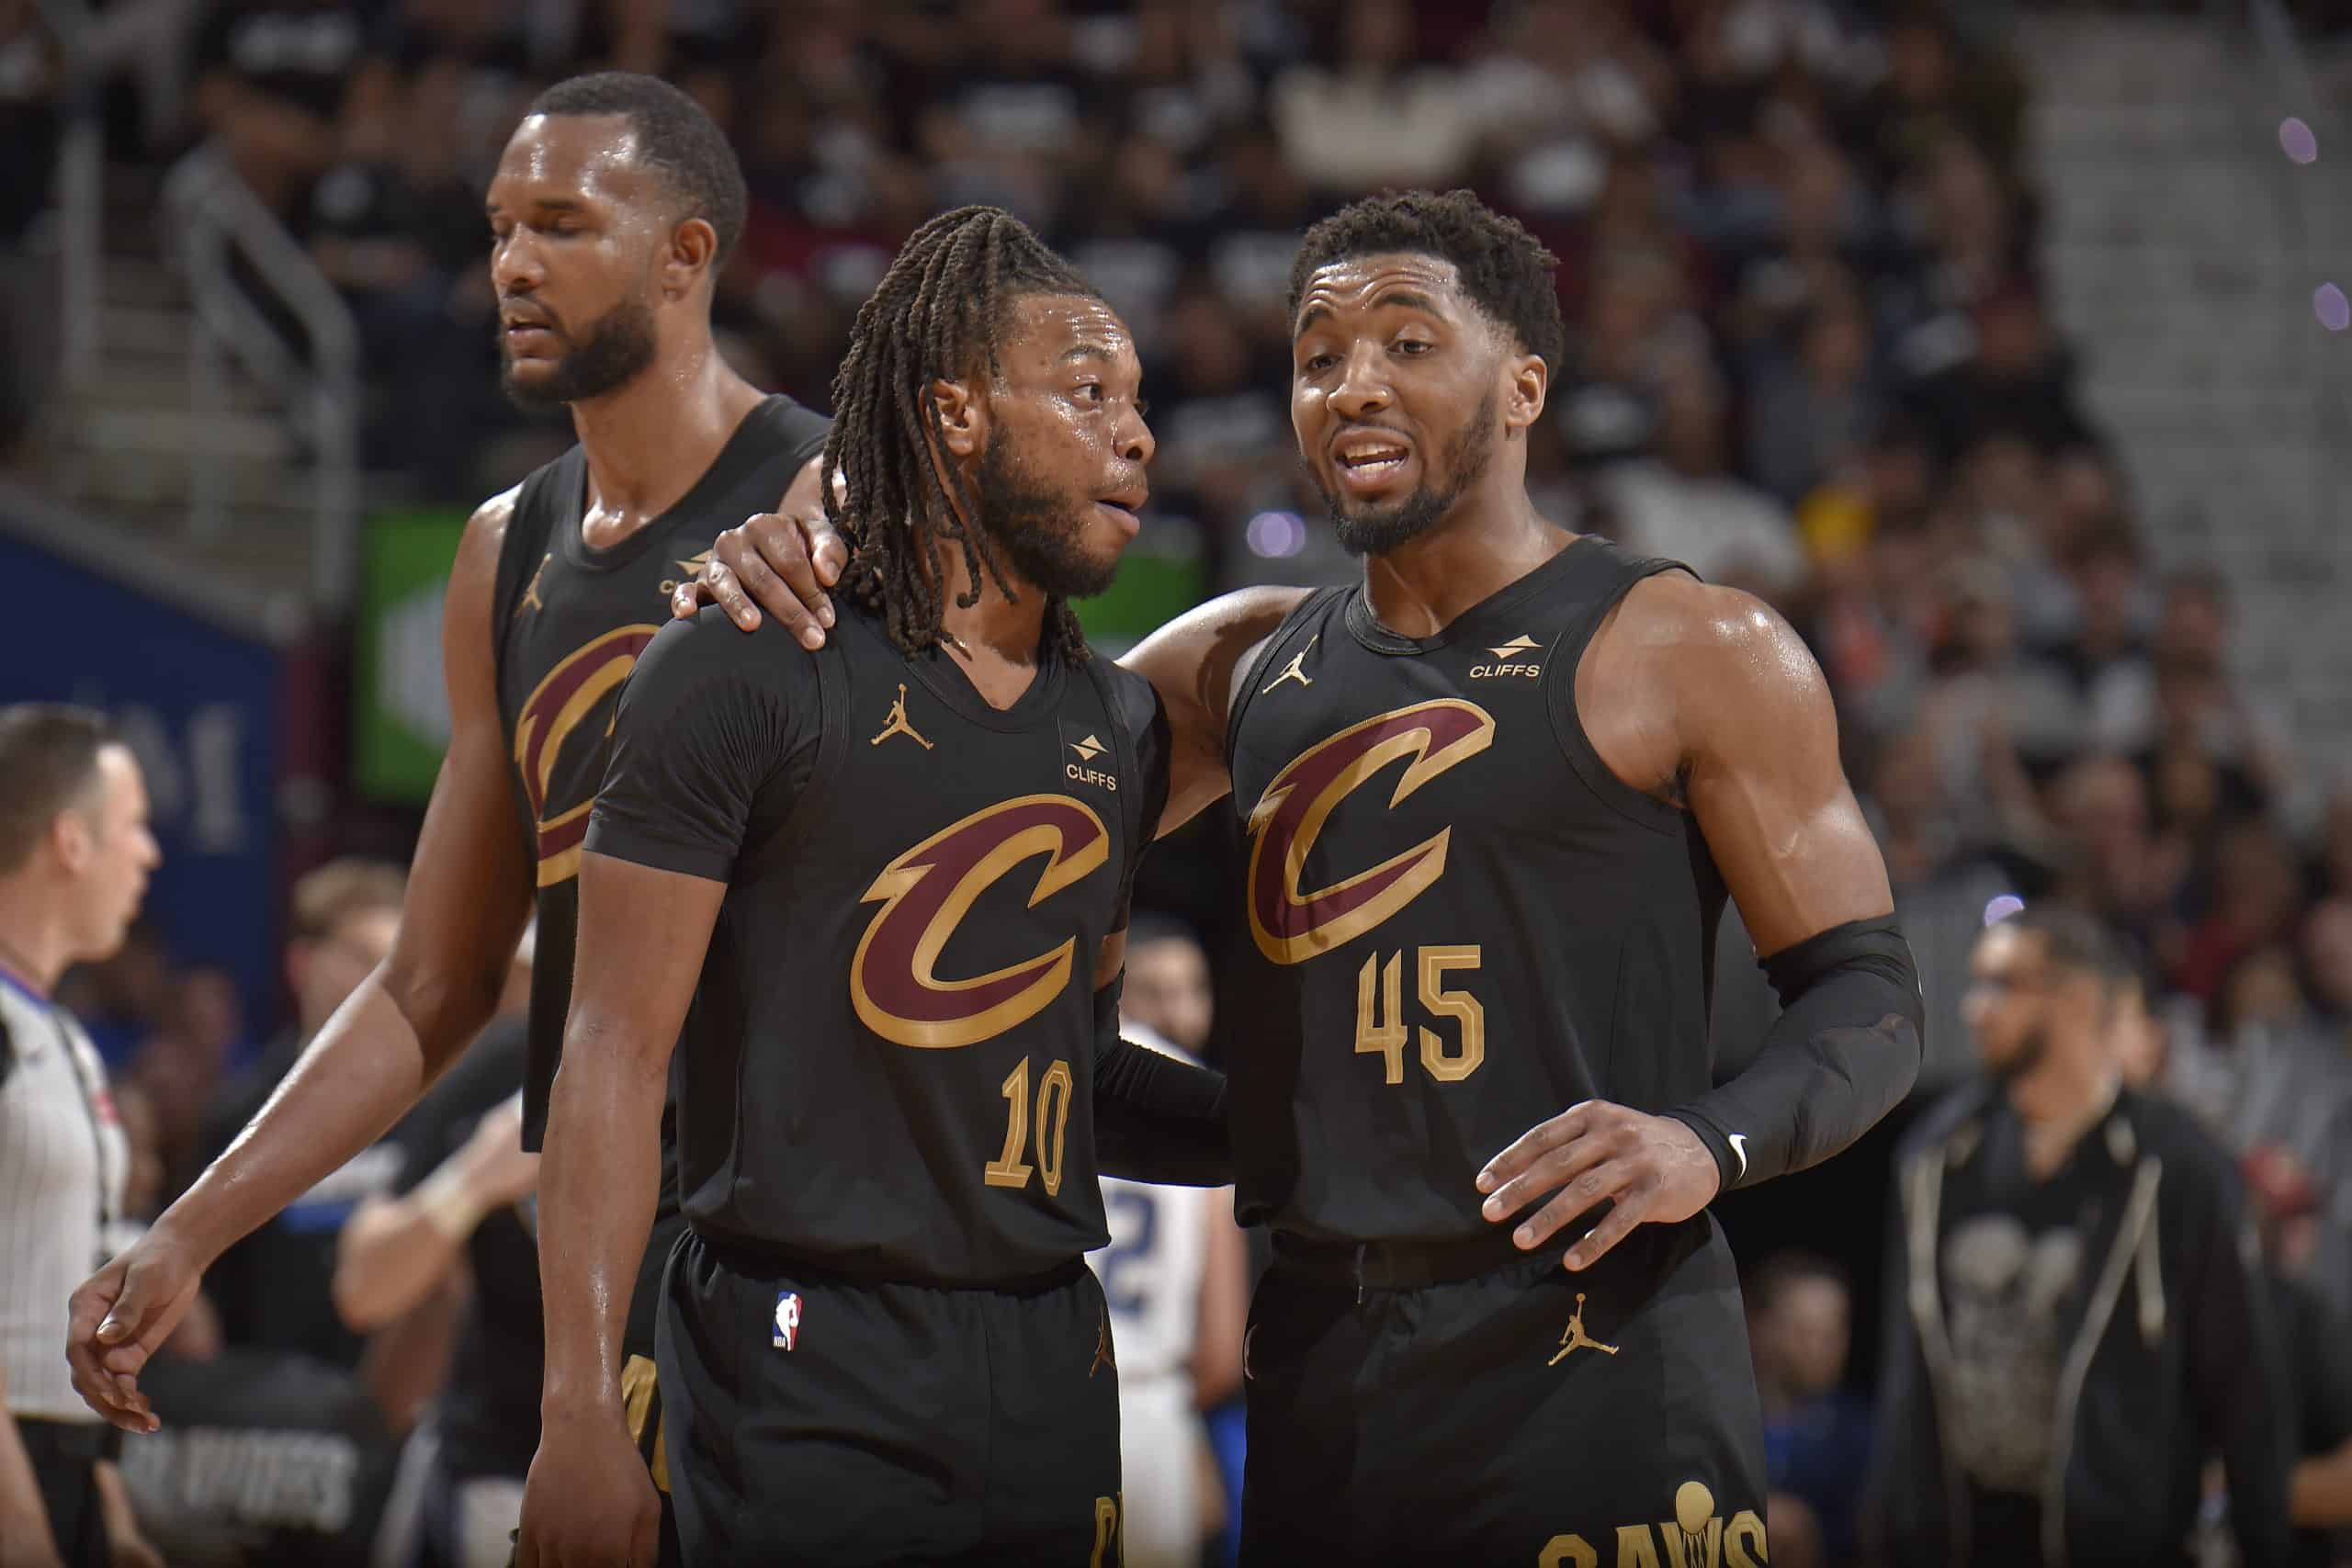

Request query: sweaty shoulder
[
  {"left": 453, "top": 482, "right": 523, "bottom": 581},
  {"left": 1589, "top": 572, "right": 1830, "bottom": 764}
]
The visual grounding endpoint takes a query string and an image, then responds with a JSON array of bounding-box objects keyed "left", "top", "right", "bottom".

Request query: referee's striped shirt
[{"left": 0, "top": 966, "right": 128, "bottom": 1424}]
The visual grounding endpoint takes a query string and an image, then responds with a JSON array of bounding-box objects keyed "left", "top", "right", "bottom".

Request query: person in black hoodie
[{"left": 1863, "top": 903, "right": 2293, "bottom": 1567}]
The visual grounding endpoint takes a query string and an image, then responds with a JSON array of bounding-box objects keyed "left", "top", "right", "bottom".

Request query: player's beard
[
  {"left": 501, "top": 293, "right": 660, "bottom": 411},
  {"left": 1314, "top": 388, "right": 1498, "bottom": 558},
  {"left": 973, "top": 424, "right": 1120, "bottom": 602},
  {"left": 1985, "top": 1021, "right": 2052, "bottom": 1083}
]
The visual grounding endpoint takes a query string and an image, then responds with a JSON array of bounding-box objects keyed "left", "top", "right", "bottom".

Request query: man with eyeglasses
[{"left": 1864, "top": 904, "right": 2295, "bottom": 1566}]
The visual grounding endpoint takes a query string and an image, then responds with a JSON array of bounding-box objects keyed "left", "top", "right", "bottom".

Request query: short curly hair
[
  {"left": 528, "top": 73, "right": 747, "bottom": 267},
  {"left": 1287, "top": 189, "right": 1566, "bottom": 376}
]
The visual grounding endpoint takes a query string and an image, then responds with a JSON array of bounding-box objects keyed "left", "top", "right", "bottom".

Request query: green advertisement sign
[{"left": 354, "top": 509, "right": 469, "bottom": 805}]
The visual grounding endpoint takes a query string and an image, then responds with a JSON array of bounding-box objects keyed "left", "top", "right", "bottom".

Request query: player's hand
[
  {"left": 66, "top": 1224, "right": 205, "bottom": 1432},
  {"left": 1474, "top": 1101, "right": 1722, "bottom": 1271},
  {"left": 671, "top": 467, "right": 849, "bottom": 649},
  {"left": 516, "top": 1409, "right": 661, "bottom": 1568}
]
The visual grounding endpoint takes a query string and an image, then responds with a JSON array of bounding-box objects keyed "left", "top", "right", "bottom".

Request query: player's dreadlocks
[
  {"left": 1287, "top": 189, "right": 1568, "bottom": 378},
  {"left": 824, "top": 206, "right": 1100, "bottom": 660}
]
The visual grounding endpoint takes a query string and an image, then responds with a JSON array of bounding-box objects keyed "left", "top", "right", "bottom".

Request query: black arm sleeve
[
  {"left": 1091, "top": 973, "right": 1233, "bottom": 1187},
  {"left": 1665, "top": 916, "right": 1924, "bottom": 1192},
  {"left": 586, "top": 610, "right": 821, "bottom": 880}
]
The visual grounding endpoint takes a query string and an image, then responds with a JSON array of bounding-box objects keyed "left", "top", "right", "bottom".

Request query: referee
[{"left": 0, "top": 705, "right": 160, "bottom": 1567}]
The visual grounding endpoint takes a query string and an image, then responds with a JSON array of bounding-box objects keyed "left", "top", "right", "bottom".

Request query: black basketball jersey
[
  {"left": 1224, "top": 536, "right": 1725, "bottom": 1244},
  {"left": 586, "top": 596, "right": 1167, "bottom": 1285},
  {"left": 490, "top": 394, "right": 831, "bottom": 1149}
]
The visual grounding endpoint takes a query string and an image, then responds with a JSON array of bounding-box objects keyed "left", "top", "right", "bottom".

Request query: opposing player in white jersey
[{"left": 1089, "top": 916, "right": 1248, "bottom": 1568}]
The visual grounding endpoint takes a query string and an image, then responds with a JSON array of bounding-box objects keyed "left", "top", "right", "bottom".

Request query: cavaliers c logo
[
  {"left": 1245, "top": 699, "right": 1495, "bottom": 965},
  {"left": 513, "top": 625, "right": 660, "bottom": 886},
  {"left": 852, "top": 795, "right": 1110, "bottom": 1049}
]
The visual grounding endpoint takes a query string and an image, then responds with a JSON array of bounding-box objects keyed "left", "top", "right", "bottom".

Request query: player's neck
[
  {"left": 0, "top": 878, "right": 73, "bottom": 995},
  {"left": 931, "top": 525, "right": 1054, "bottom": 695},
  {"left": 1359, "top": 479, "right": 1568, "bottom": 640},
  {"left": 570, "top": 342, "right": 764, "bottom": 544}
]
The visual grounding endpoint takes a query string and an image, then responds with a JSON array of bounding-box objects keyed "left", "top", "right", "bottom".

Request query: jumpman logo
[
  {"left": 1261, "top": 636, "right": 1318, "bottom": 694},
  {"left": 871, "top": 683, "right": 933, "bottom": 750},
  {"left": 1547, "top": 1293, "right": 1619, "bottom": 1366},
  {"left": 514, "top": 553, "right": 550, "bottom": 620},
  {"left": 1091, "top": 1310, "right": 1116, "bottom": 1378}
]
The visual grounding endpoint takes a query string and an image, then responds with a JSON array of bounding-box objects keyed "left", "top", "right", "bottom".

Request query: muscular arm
[
  {"left": 538, "top": 852, "right": 721, "bottom": 1423},
  {"left": 1642, "top": 579, "right": 1921, "bottom": 1190},
  {"left": 184, "top": 495, "right": 533, "bottom": 1238},
  {"left": 69, "top": 493, "right": 534, "bottom": 1427},
  {"left": 1119, "top": 587, "right": 1306, "bottom": 837},
  {"left": 1477, "top": 579, "right": 1920, "bottom": 1266}
]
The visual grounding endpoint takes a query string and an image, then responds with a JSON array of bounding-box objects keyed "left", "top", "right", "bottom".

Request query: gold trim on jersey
[{"left": 511, "top": 623, "right": 662, "bottom": 886}]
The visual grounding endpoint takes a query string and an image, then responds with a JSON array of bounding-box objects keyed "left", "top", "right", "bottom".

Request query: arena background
[{"left": 6, "top": 0, "right": 2352, "bottom": 1562}]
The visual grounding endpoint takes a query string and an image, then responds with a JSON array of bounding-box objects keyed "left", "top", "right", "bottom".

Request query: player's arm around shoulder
[{"left": 1120, "top": 586, "right": 1310, "bottom": 837}]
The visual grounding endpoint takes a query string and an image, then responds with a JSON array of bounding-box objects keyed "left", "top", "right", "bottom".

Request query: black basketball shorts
[
  {"left": 1238, "top": 1213, "right": 1770, "bottom": 1567},
  {"left": 656, "top": 1230, "right": 1125, "bottom": 1565}
]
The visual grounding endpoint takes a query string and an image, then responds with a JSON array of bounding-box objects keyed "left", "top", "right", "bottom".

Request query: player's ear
[
  {"left": 663, "top": 217, "right": 719, "bottom": 299},
  {"left": 1502, "top": 347, "right": 1547, "bottom": 434},
  {"left": 930, "top": 378, "right": 987, "bottom": 460}
]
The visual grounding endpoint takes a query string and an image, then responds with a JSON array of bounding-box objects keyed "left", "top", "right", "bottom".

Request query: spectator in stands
[
  {"left": 125, "top": 965, "right": 247, "bottom": 1198},
  {"left": 1747, "top": 1250, "right": 1872, "bottom": 1567},
  {"left": 0, "top": 0, "right": 61, "bottom": 456},
  {"left": 190, "top": 0, "right": 370, "bottom": 220},
  {"left": 1867, "top": 906, "right": 2295, "bottom": 1567},
  {"left": 1269, "top": 0, "right": 1478, "bottom": 194},
  {"left": 2300, "top": 898, "right": 2352, "bottom": 1035},
  {"left": 198, "top": 858, "right": 406, "bottom": 1371},
  {"left": 1862, "top": 725, "right": 2018, "bottom": 1087},
  {"left": 1120, "top": 913, "right": 1215, "bottom": 1062},
  {"left": 2241, "top": 1145, "right": 2352, "bottom": 1564},
  {"left": 1599, "top": 357, "right": 1810, "bottom": 605},
  {"left": 1744, "top": 276, "right": 1885, "bottom": 507}
]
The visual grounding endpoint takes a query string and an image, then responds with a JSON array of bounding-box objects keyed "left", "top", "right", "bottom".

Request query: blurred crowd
[{"left": 12, "top": 0, "right": 2352, "bottom": 1562}]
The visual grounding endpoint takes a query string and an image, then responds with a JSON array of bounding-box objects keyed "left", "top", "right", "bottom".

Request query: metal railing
[
  {"left": 34, "top": 0, "right": 98, "bottom": 393},
  {"left": 161, "top": 142, "right": 362, "bottom": 614}
]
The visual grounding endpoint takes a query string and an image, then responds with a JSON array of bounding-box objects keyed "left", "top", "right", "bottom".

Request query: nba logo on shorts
[{"left": 773, "top": 1291, "right": 803, "bottom": 1351}]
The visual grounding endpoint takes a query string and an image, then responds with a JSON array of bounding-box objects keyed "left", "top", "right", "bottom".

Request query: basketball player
[
  {"left": 684, "top": 189, "right": 1924, "bottom": 1562},
  {"left": 516, "top": 207, "right": 1228, "bottom": 1567},
  {"left": 62, "top": 77, "right": 832, "bottom": 1568}
]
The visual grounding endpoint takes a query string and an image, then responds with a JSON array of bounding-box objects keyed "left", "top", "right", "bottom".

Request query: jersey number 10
[
  {"left": 984, "top": 1055, "right": 1075, "bottom": 1196},
  {"left": 1355, "top": 946, "right": 1485, "bottom": 1084}
]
